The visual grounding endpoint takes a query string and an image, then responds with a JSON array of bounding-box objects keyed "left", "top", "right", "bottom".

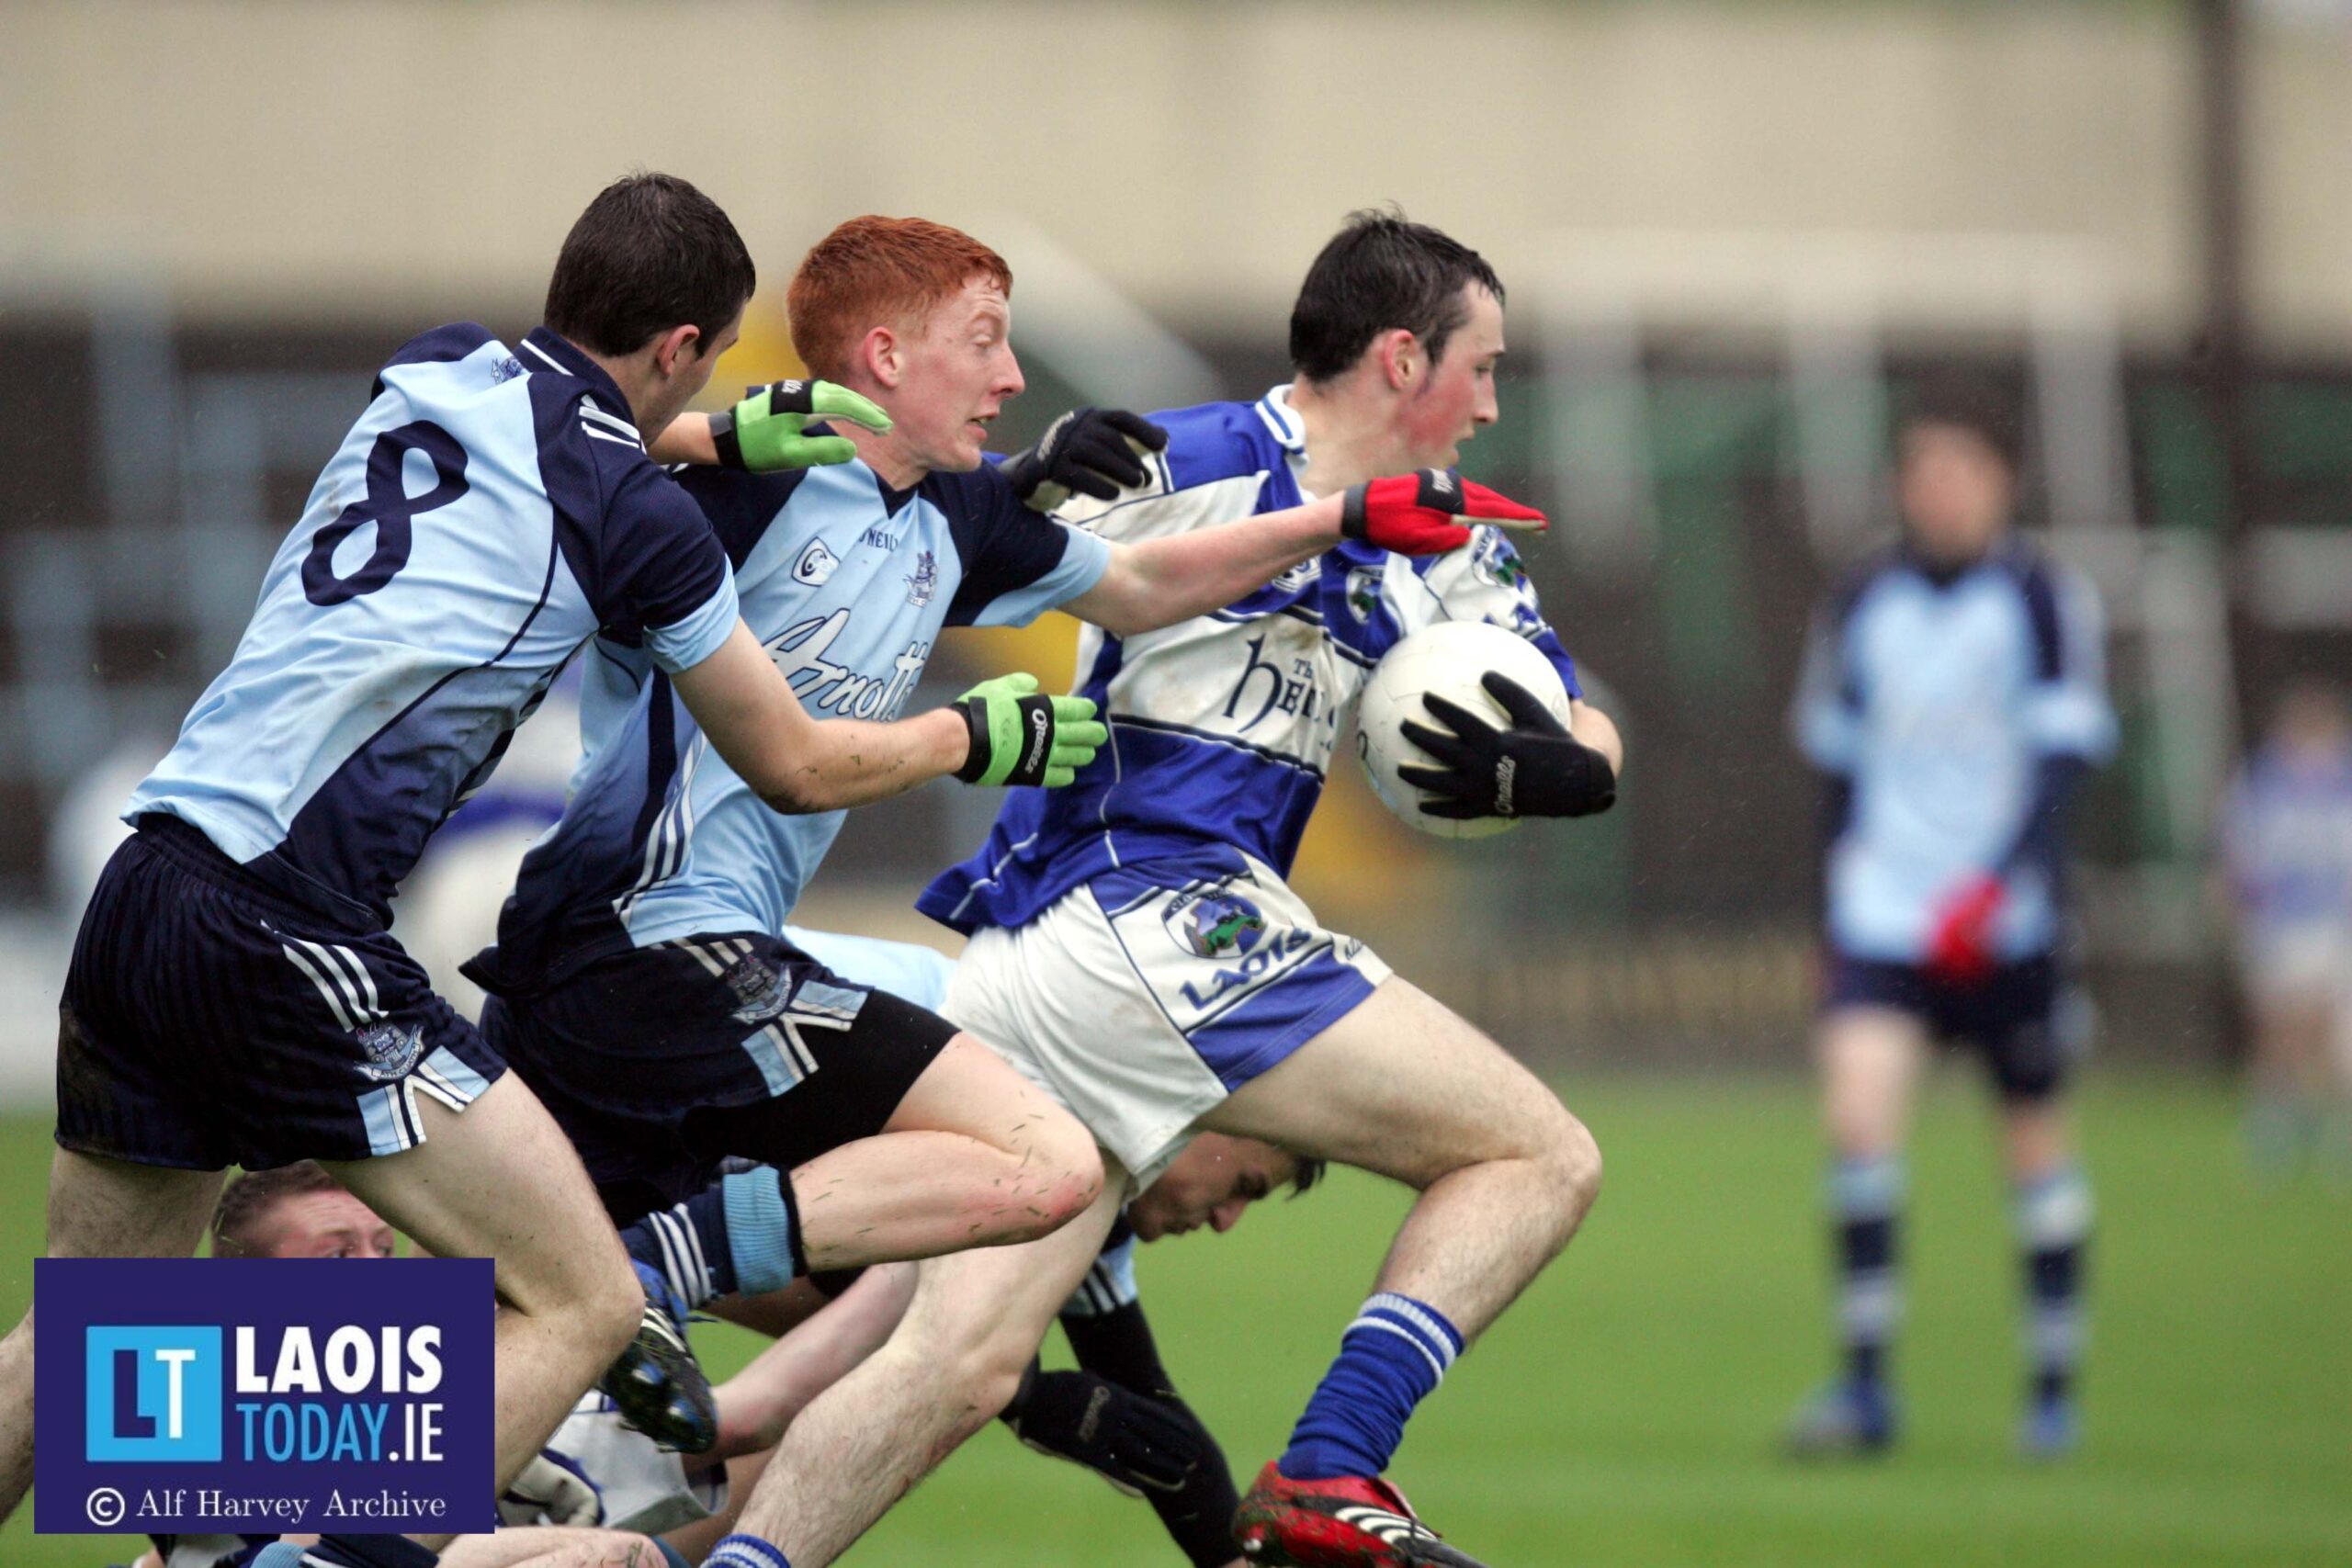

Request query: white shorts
[
  {"left": 944, "top": 854, "right": 1391, "bottom": 1186},
  {"left": 2242, "top": 925, "right": 2352, "bottom": 1007}
]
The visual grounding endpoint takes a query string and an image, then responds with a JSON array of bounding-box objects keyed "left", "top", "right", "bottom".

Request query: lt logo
[{"left": 85, "top": 1327, "right": 222, "bottom": 1461}]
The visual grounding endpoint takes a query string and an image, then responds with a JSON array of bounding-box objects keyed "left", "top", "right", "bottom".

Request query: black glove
[
  {"left": 1002, "top": 1364, "right": 1211, "bottom": 1496},
  {"left": 999, "top": 407, "right": 1169, "bottom": 506},
  {"left": 1398, "top": 670, "right": 1617, "bottom": 820}
]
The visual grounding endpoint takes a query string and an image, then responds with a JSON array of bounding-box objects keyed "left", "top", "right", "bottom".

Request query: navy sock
[
  {"left": 1831, "top": 1156, "right": 1904, "bottom": 1391},
  {"left": 2017, "top": 1166, "right": 2093, "bottom": 1403},
  {"left": 706, "top": 1533, "right": 794, "bottom": 1568},
  {"left": 621, "top": 1182, "right": 733, "bottom": 1310},
  {"left": 620, "top": 1164, "right": 804, "bottom": 1309},
  {"left": 1281, "top": 1292, "right": 1464, "bottom": 1481}
]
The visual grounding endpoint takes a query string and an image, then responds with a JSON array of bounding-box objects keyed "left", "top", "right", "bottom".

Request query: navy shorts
[
  {"left": 56, "top": 818, "right": 504, "bottom": 1171},
  {"left": 481, "top": 932, "right": 956, "bottom": 1225},
  {"left": 1825, "top": 953, "right": 2080, "bottom": 1102}
]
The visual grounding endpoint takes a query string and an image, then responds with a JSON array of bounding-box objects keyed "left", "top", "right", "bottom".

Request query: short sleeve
[
  {"left": 943, "top": 468, "right": 1113, "bottom": 628},
  {"left": 603, "top": 465, "right": 739, "bottom": 673},
  {"left": 1792, "top": 607, "right": 1861, "bottom": 773},
  {"left": 2020, "top": 567, "right": 2118, "bottom": 761}
]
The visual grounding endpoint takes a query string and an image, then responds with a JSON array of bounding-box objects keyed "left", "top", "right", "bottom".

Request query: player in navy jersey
[
  {"left": 697, "top": 214, "right": 1620, "bottom": 1568},
  {"left": 464, "top": 215, "right": 1541, "bottom": 1372},
  {"left": 0, "top": 175, "right": 1095, "bottom": 1549},
  {"left": 1786, "top": 381, "right": 2116, "bottom": 1461}
]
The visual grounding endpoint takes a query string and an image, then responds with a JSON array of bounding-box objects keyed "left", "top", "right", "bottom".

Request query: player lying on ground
[
  {"left": 161, "top": 1117, "right": 1309, "bottom": 1566},
  {"left": 688, "top": 209, "right": 1622, "bottom": 1568},
  {"left": 0, "top": 173, "right": 1103, "bottom": 1560},
  {"left": 1787, "top": 378, "right": 2116, "bottom": 1461},
  {"left": 459, "top": 212, "right": 1545, "bottom": 1467}
]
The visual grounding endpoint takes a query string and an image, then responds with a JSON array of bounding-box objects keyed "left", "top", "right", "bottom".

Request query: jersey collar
[
  {"left": 1254, "top": 383, "right": 1308, "bottom": 457},
  {"left": 519, "top": 327, "right": 641, "bottom": 437}
]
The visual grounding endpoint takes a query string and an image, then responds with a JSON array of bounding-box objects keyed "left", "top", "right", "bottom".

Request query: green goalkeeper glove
[
  {"left": 953, "top": 674, "right": 1107, "bottom": 788},
  {"left": 710, "top": 380, "right": 892, "bottom": 470}
]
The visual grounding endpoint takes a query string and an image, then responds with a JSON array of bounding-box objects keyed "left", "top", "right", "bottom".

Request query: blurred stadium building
[{"left": 4, "top": 0, "right": 2351, "bottom": 1094}]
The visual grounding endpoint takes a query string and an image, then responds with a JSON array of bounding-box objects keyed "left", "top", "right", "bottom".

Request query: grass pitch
[{"left": 3, "top": 1074, "right": 2346, "bottom": 1567}]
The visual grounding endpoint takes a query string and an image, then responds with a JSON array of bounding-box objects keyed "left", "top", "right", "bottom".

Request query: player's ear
[
  {"left": 859, "top": 324, "right": 904, "bottom": 390},
  {"left": 652, "top": 322, "right": 704, "bottom": 378},
  {"left": 1374, "top": 328, "right": 1420, "bottom": 392}
]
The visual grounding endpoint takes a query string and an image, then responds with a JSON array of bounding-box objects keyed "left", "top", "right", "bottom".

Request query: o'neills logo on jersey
[{"left": 764, "top": 609, "right": 932, "bottom": 720}]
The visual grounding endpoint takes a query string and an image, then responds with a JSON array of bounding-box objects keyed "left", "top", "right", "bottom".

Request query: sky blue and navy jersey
[
  {"left": 471, "top": 454, "right": 1110, "bottom": 991},
  {"left": 921, "top": 384, "right": 1580, "bottom": 935},
  {"left": 1792, "top": 538, "right": 2117, "bottom": 964},
  {"left": 126, "top": 325, "right": 739, "bottom": 929}
]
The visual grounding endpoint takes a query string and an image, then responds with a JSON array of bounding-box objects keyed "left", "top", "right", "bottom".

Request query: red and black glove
[
  {"left": 1340, "top": 468, "right": 1546, "bottom": 555},
  {"left": 1923, "top": 873, "right": 2007, "bottom": 987}
]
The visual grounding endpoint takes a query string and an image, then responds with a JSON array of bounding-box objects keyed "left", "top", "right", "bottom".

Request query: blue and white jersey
[
  {"left": 2219, "top": 741, "right": 2352, "bottom": 941},
  {"left": 126, "top": 324, "right": 738, "bottom": 928},
  {"left": 779, "top": 924, "right": 956, "bottom": 1011},
  {"left": 472, "top": 455, "right": 1110, "bottom": 990},
  {"left": 922, "top": 384, "right": 1580, "bottom": 935},
  {"left": 1793, "top": 539, "right": 2117, "bottom": 964}
]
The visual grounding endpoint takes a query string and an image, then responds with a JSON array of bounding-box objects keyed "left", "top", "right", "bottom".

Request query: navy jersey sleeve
[
  {"left": 671, "top": 466, "right": 811, "bottom": 570},
  {"left": 939, "top": 465, "right": 1112, "bottom": 628},
  {"left": 527, "top": 376, "right": 738, "bottom": 673}
]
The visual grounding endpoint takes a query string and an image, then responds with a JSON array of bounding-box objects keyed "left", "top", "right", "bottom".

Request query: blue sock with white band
[
  {"left": 1280, "top": 1292, "right": 1464, "bottom": 1480},
  {"left": 707, "top": 1534, "right": 794, "bottom": 1568}
]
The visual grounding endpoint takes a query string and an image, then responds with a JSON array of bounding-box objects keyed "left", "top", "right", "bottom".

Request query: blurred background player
[
  {"left": 2217, "top": 679, "right": 2352, "bottom": 1174},
  {"left": 1787, "top": 378, "right": 2118, "bottom": 1461},
  {"left": 690, "top": 210, "right": 1608, "bottom": 1568}
]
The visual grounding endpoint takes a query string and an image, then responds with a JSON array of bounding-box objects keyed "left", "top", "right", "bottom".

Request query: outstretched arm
[
  {"left": 671, "top": 626, "right": 1102, "bottom": 812},
  {"left": 1067, "top": 472, "right": 1547, "bottom": 637}
]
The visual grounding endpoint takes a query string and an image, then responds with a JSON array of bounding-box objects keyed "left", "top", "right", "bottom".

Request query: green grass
[{"left": 5, "top": 1076, "right": 2347, "bottom": 1566}]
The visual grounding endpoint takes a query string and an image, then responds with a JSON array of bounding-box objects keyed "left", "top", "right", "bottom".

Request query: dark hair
[
  {"left": 1290, "top": 1156, "right": 1328, "bottom": 1198},
  {"left": 1900, "top": 373, "right": 2023, "bottom": 474},
  {"left": 1290, "top": 209, "right": 1505, "bottom": 385},
  {"left": 212, "top": 1161, "right": 345, "bottom": 1258},
  {"left": 544, "top": 172, "right": 756, "bottom": 357}
]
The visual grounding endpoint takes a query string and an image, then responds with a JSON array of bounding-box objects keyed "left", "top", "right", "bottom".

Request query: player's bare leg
[
  {"left": 2000, "top": 1092, "right": 2092, "bottom": 1458},
  {"left": 0, "top": 1147, "right": 225, "bottom": 1521},
  {"left": 1787, "top": 1006, "right": 1928, "bottom": 1458},
  {"left": 1193, "top": 978, "right": 1596, "bottom": 1566},
  {"left": 1207, "top": 977, "right": 1599, "bottom": 1337},
  {"left": 324, "top": 1072, "right": 645, "bottom": 1538},
  {"left": 788, "top": 1034, "right": 1102, "bottom": 1268},
  {"left": 703, "top": 1171, "right": 1127, "bottom": 1568}
]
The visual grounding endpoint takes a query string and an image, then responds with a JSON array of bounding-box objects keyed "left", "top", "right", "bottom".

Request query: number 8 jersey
[{"left": 128, "top": 323, "right": 741, "bottom": 929}]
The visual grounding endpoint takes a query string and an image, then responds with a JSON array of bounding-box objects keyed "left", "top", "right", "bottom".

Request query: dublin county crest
[
  {"left": 905, "top": 549, "right": 938, "bottom": 608},
  {"left": 1164, "top": 886, "right": 1268, "bottom": 960},
  {"left": 721, "top": 953, "right": 791, "bottom": 1024},
  {"left": 354, "top": 1020, "right": 426, "bottom": 1082}
]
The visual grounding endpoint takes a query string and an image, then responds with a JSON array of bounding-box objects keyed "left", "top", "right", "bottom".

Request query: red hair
[{"left": 787, "top": 216, "right": 1012, "bottom": 383}]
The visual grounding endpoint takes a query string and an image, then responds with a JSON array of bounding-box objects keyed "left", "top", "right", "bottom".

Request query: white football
[{"left": 1355, "top": 619, "right": 1573, "bottom": 840}]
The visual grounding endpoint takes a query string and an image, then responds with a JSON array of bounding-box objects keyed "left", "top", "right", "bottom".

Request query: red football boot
[{"left": 1233, "top": 1461, "right": 1492, "bottom": 1568}]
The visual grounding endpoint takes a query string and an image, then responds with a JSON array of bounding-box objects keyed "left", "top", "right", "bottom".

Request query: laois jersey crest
[
  {"left": 126, "top": 324, "right": 739, "bottom": 927},
  {"left": 1793, "top": 540, "right": 2117, "bottom": 964},
  {"left": 921, "top": 384, "right": 1580, "bottom": 935},
  {"left": 471, "top": 453, "right": 1110, "bottom": 992}
]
